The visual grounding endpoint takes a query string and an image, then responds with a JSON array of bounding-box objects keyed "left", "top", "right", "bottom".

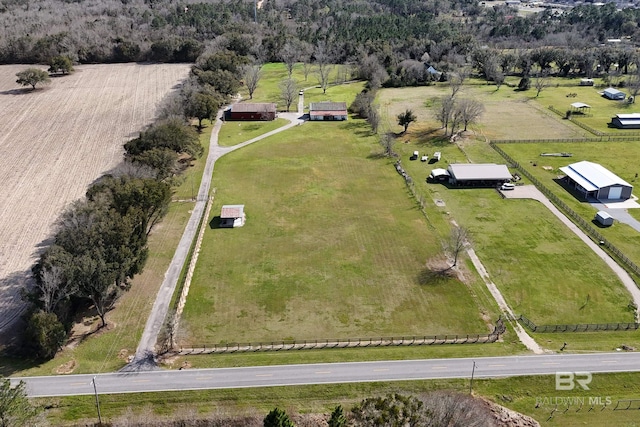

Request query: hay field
[{"left": 0, "top": 63, "right": 190, "bottom": 335}]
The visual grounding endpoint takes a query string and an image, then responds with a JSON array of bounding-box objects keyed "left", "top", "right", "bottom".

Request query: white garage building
[{"left": 559, "top": 161, "right": 632, "bottom": 201}]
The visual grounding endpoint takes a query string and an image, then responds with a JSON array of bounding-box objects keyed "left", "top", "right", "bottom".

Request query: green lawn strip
[
  {"left": 498, "top": 141, "right": 640, "bottom": 275},
  {"left": 241, "top": 62, "right": 358, "bottom": 111},
  {"left": 41, "top": 372, "right": 640, "bottom": 426},
  {"left": 218, "top": 118, "right": 289, "bottom": 147},
  {"left": 531, "top": 330, "right": 640, "bottom": 353},
  {"left": 178, "top": 118, "right": 490, "bottom": 346}
]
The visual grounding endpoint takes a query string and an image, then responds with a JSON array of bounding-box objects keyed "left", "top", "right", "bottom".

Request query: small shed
[
  {"left": 603, "top": 87, "right": 626, "bottom": 100},
  {"left": 579, "top": 78, "right": 594, "bottom": 86},
  {"left": 228, "top": 103, "right": 277, "bottom": 121},
  {"left": 309, "top": 102, "right": 348, "bottom": 121},
  {"left": 610, "top": 113, "right": 640, "bottom": 129},
  {"left": 595, "top": 211, "right": 614, "bottom": 226},
  {"left": 220, "top": 205, "right": 246, "bottom": 228},
  {"left": 570, "top": 102, "right": 591, "bottom": 115}
]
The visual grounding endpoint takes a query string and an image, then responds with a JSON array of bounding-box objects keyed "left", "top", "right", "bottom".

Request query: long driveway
[
  {"left": 131, "top": 111, "right": 305, "bottom": 368},
  {"left": 17, "top": 352, "right": 640, "bottom": 397}
]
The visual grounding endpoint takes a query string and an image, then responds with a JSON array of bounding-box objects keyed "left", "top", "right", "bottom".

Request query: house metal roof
[
  {"left": 221, "top": 204, "right": 245, "bottom": 218},
  {"left": 230, "top": 103, "right": 276, "bottom": 113},
  {"left": 309, "top": 102, "right": 347, "bottom": 112},
  {"left": 559, "top": 161, "right": 631, "bottom": 192},
  {"left": 615, "top": 113, "right": 640, "bottom": 119},
  {"left": 604, "top": 87, "right": 624, "bottom": 95},
  {"left": 447, "top": 164, "right": 512, "bottom": 180},
  {"left": 571, "top": 102, "right": 591, "bottom": 109}
]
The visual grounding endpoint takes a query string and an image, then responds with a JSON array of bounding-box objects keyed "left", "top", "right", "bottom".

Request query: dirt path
[
  {"left": 0, "top": 64, "right": 190, "bottom": 340},
  {"left": 130, "top": 111, "right": 305, "bottom": 369},
  {"left": 503, "top": 185, "right": 640, "bottom": 322}
]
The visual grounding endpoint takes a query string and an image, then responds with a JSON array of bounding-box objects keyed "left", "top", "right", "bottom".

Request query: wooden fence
[
  {"left": 176, "top": 332, "right": 501, "bottom": 354},
  {"left": 518, "top": 315, "right": 639, "bottom": 333}
]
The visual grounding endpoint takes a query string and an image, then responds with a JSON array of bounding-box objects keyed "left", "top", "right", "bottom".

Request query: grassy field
[
  {"left": 241, "top": 62, "right": 359, "bottom": 111},
  {"left": 530, "top": 81, "right": 640, "bottom": 134},
  {"left": 498, "top": 141, "right": 640, "bottom": 273},
  {"left": 178, "top": 115, "right": 495, "bottom": 345},
  {"left": 218, "top": 118, "right": 288, "bottom": 147},
  {"left": 41, "top": 372, "right": 640, "bottom": 426},
  {"left": 377, "top": 84, "right": 589, "bottom": 140}
]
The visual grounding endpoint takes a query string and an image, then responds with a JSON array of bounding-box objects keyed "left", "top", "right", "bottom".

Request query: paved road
[
  {"left": 131, "top": 110, "right": 305, "bottom": 368},
  {"left": 17, "top": 352, "right": 640, "bottom": 397}
]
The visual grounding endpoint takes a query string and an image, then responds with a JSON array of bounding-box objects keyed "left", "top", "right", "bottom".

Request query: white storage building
[{"left": 559, "top": 161, "right": 632, "bottom": 201}]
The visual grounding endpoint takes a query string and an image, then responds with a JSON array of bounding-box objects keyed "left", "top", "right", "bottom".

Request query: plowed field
[{"left": 0, "top": 63, "right": 190, "bottom": 335}]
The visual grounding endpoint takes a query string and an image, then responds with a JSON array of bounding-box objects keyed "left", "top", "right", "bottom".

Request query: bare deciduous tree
[
  {"left": 447, "top": 226, "right": 469, "bottom": 269},
  {"left": 626, "top": 71, "right": 640, "bottom": 103},
  {"left": 280, "top": 42, "right": 298, "bottom": 77},
  {"left": 367, "top": 106, "right": 380, "bottom": 134},
  {"left": 435, "top": 95, "right": 456, "bottom": 136},
  {"left": 534, "top": 72, "right": 551, "bottom": 97},
  {"left": 279, "top": 78, "right": 297, "bottom": 112},
  {"left": 449, "top": 68, "right": 469, "bottom": 98},
  {"left": 242, "top": 64, "right": 262, "bottom": 100},
  {"left": 36, "top": 264, "right": 77, "bottom": 314},
  {"left": 455, "top": 98, "right": 485, "bottom": 132},
  {"left": 314, "top": 43, "right": 334, "bottom": 94}
]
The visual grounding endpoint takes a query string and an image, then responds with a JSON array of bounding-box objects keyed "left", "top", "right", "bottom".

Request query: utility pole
[
  {"left": 91, "top": 376, "right": 102, "bottom": 425},
  {"left": 469, "top": 361, "right": 476, "bottom": 395}
]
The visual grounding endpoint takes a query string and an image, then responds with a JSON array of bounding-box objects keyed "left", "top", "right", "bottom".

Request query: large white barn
[{"left": 559, "top": 161, "right": 632, "bottom": 201}]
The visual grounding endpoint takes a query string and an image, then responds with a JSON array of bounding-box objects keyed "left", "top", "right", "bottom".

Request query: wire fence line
[
  {"left": 490, "top": 142, "right": 640, "bottom": 278},
  {"left": 547, "top": 105, "right": 640, "bottom": 139},
  {"left": 176, "top": 332, "right": 502, "bottom": 355},
  {"left": 517, "top": 314, "right": 639, "bottom": 333}
]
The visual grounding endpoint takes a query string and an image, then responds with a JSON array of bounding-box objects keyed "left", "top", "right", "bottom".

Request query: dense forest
[{"left": 1, "top": 0, "right": 640, "bottom": 69}]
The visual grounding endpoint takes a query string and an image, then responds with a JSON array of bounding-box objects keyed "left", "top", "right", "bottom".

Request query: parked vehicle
[{"left": 500, "top": 183, "right": 515, "bottom": 190}]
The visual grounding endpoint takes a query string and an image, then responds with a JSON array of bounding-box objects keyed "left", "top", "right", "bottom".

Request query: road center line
[{"left": 255, "top": 374, "right": 273, "bottom": 377}]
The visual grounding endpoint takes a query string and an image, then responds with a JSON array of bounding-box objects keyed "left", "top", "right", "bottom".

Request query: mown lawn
[
  {"left": 241, "top": 62, "right": 360, "bottom": 111},
  {"left": 178, "top": 117, "right": 492, "bottom": 345},
  {"left": 218, "top": 118, "right": 288, "bottom": 147},
  {"left": 498, "top": 141, "right": 640, "bottom": 277}
]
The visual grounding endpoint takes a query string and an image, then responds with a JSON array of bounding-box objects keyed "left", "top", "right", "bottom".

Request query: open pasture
[
  {"left": 0, "top": 63, "right": 190, "bottom": 337},
  {"left": 377, "top": 86, "right": 635, "bottom": 326},
  {"left": 177, "top": 118, "right": 494, "bottom": 345},
  {"left": 498, "top": 141, "right": 640, "bottom": 271},
  {"left": 377, "top": 84, "right": 588, "bottom": 141}
]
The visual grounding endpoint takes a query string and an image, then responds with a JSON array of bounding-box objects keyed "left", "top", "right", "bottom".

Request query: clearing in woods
[{"left": 0, "top": 63, "right": 190, "bottom": 337}]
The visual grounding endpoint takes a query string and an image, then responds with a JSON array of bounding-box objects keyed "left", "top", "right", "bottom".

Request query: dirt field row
[{"left": 0, "top": 63, "right": 190, "bottom": 336}]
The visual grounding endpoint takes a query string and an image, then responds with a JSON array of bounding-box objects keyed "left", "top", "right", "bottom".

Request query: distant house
[
  {"left": 228, "top": 103, "right": 277, "bottom": 121},
  {"left": 220, "top": 205, "right": 246, "bottom": 228},
  {"left": 603, "top": 87, "right": 626, "bottom": 100},
  {"left": 610, "top": 113, "right": 640, "bottom": 129},
  {"left": 559, "top": 161, "right": 632, "bottom": 201},
  {"left": 446, "top": 164, "right": 512, "bottom": 187},
  {"left": 309, "top": 102, "right": 348, "bottom": 121},
  {"left": 579, "top": 78, "right": 594, "bottom": 86}
]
